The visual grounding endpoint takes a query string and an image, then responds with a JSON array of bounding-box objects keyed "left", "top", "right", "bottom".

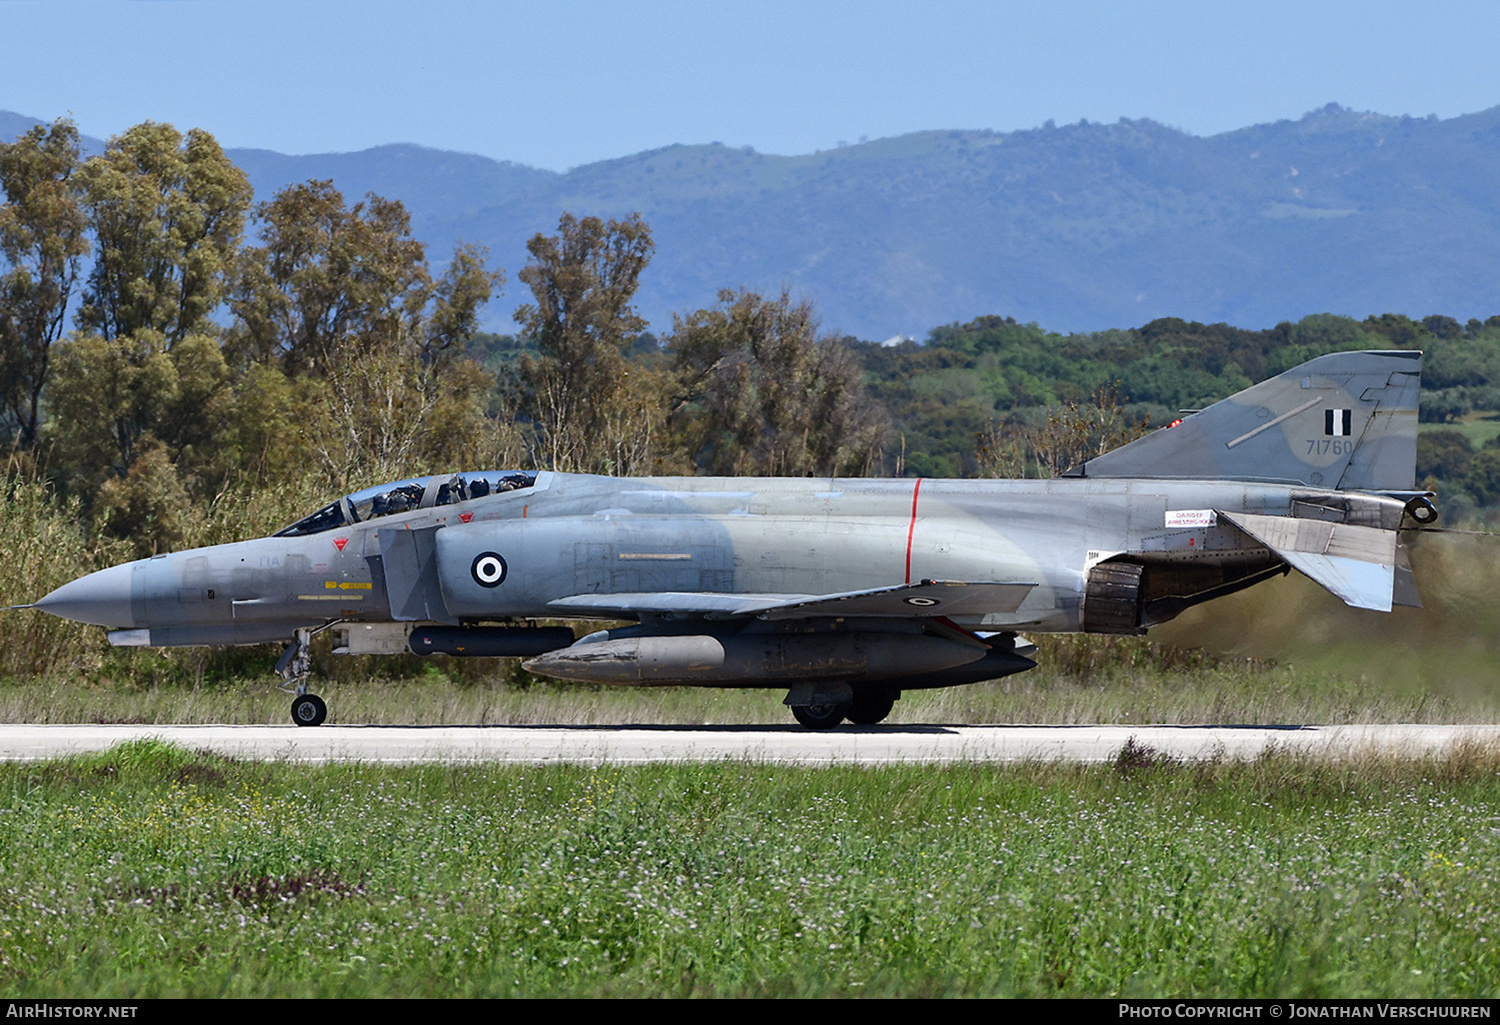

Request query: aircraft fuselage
[{"left": 44, "top": 472, "right": 1397, "bottom": 646}]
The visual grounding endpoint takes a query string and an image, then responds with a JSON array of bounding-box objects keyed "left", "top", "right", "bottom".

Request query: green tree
[
  {"left": 975, "top": 382, "right": 1148, "bottom": 479},
  {"left": 421, "top": 241, "right": 502, "bottom": 376},
  {"left": 230, "top": 181, "right": 431, "bottom": 375},
  {"left": 511, "top": 212, "right": 666, "bottom": 474},
  {"left": 1416, "top": 429, "right": 1474, "bottom": 490},
  {"left": 46, "top": 329, "right": 236, "bottom": 491},
  {"left": 229, "top": 361, "right": 325, "bottom": 485},
  {"left": 0, "top": 118, "right": 88, "bottom": 448},
  {"left": 307, "top": 346, "right": 501, "bottom": 489},
  {"left": 229, "top": 181, "right": 503, "bottom": 487},
  {"left": 93, "top": 443, "right": 193, "bottom": 557},
  {"left": 1465, "top": 447, "right": 1500, "bottom": 506},
  {"left": 42, "top": 123, "right": 250, "bottom": 530},
  {"left": 76, "top": 122, "right": 252, "bottom": 346},
  {"left": 668, "top": 288, "right": 888, "bottom": 477}
]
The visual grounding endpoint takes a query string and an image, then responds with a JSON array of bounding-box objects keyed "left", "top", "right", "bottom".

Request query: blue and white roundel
[{"left": 470, "top": 552, "right": 508, "bottom": 588}]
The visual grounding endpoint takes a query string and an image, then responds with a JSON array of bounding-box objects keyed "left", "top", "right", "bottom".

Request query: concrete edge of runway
[{"left": 0, "top": 723, "right": 1497, "bottom": 766}]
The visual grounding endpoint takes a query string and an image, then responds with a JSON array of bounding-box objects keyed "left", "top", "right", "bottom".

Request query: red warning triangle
[
  {"left": 459, "top": 512, "right": 473, "bottom": 523},
  {"left": 333, "top": 538, "right": 349, "bottom": 551}
]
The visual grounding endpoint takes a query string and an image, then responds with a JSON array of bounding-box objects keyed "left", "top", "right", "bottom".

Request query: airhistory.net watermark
[{"left": 4, "top": 1006, "right": 138, "bottom": 1019}]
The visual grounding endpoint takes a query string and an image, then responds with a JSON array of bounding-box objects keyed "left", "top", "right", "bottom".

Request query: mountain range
[{"left": 4, "top": 104, "right": 1500, "bottom": 339}]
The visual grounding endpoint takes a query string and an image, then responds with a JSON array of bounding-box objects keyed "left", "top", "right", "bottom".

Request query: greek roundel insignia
[
  {"left": 470, "top": 552, "right": 508, "bottom": 588},
  {"left": 1325, "top": 409, "right": 1352, "bottom": 436}
]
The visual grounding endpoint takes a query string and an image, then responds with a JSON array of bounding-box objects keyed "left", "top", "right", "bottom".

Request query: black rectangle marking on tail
[{"left": 1325, "top": 408, "right": 1352, "bottom": 436}]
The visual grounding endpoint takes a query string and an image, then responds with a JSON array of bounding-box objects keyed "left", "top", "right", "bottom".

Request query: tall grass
[
  {"left": 0, "top": 471, "right": 357, "bottom": 685},
  {"left": 0, "top": 480, "right": 130, "bottom": 678}
]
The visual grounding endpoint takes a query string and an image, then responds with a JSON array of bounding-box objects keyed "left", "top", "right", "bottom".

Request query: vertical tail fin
[{"left": 1069, "top": 350, "right": 1421, "bottom": 491}]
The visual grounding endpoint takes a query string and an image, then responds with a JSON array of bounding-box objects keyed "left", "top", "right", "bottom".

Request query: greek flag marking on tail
[{"left": 1067, "top": 351, "right": 1420, "bottom": 491}]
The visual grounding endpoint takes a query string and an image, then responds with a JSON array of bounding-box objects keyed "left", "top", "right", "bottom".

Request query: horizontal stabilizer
[
  {"left": 1219, "top": 511, "right": 1396, "bottom": 612},
  {"left": 547, "top": 580, "right": 1036, "bottom": 620}
]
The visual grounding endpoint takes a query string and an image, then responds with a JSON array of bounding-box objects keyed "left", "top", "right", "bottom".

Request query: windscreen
[
  {"left": 272, "top": 500, "right": 347, "bottom": 538},
  {"left": 272, "top": 471, "right": 538, "bottom": 537}
]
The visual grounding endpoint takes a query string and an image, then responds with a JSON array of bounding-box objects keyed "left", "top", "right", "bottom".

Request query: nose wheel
[{"left": 290, "top": 693, "right": 327, "bottom": 727}]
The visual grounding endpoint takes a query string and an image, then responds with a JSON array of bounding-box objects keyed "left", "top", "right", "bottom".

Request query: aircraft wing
[
  {"left": 546, "top": 580, "right": 1036, "bottom": 620},
  {"left": 1217, "top": 511, "right": 1397, "bottom": 612}
]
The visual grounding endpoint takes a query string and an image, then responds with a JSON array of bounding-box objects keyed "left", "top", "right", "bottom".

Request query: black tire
[
  {"left": 791, "top": 701, "right": 850, "bottom": 730},
  {"left": 291, "top": 693, "right": 328, "bottom": 727},
  {"left": 847, "top": 689, "right": 896, "bottom": 725}
]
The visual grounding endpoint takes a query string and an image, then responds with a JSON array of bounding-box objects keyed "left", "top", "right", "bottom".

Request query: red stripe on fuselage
[{"left": 905, "top": 478, "right": 924, "bottom": 584}]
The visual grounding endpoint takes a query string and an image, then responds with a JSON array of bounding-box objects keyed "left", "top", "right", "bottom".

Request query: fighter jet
[{"left": 29, "top": 350, "right": 1431, "bottom": 728}]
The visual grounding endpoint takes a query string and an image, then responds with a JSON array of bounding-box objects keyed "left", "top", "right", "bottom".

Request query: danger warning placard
[{"left": 1165, "top": 510, "right": 1217, "bottom": 528}]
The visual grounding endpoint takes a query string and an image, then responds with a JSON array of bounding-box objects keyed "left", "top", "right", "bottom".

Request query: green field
[
  {"left": 1423, "top": 413, "right": 1500, "bottom": 449},
  {"left": 2, "top": 740, "right": 1498, "bottom": 998}
]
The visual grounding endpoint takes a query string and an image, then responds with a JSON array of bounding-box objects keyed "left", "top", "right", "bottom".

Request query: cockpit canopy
[{"left": 273, "top": 471, "right": 536, "bottom": 538}]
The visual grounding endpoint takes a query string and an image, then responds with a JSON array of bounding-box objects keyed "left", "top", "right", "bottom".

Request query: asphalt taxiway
[{"left": 0, "top": 723, "right": 1495, "bottom": 765}]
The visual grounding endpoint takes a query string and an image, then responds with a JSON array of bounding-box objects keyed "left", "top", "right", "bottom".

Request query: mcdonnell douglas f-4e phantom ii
[{"left": 29, "top": 350, "right": 1433, "bottom": 728}]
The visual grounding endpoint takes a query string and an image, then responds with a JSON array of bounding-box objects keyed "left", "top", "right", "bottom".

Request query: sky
[{"left": 1, "top": 0, "right": 1498, "bottom": 171}]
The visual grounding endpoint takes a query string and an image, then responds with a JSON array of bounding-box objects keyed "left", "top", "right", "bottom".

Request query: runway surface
[{"left": 0, "top": 723, "right": 1496, "bottom": 765}]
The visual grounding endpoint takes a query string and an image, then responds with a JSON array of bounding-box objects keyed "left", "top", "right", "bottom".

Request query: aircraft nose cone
[{"left": 34, "top": 563, "right": 136, "bottom": 628}]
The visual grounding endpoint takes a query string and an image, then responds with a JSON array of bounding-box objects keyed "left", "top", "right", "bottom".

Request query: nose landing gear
[{"left": 276, "top": 626, "right": 331, "bottom": 727}]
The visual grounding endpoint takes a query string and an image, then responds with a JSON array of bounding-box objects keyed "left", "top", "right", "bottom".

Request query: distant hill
[{"left": 5, "top": 104, "right": 1500, "bottom": 338}]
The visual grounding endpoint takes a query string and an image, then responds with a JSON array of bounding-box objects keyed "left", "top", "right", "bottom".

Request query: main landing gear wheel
[
  {"left": 290, "top": 693, "right": 328, "bottom": 727},
  {"left": 847, "top": 689, "right": 896, "bottom": 725},
  {"left": 791, "top": 701, "right": 850, "bottom": 730}
]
